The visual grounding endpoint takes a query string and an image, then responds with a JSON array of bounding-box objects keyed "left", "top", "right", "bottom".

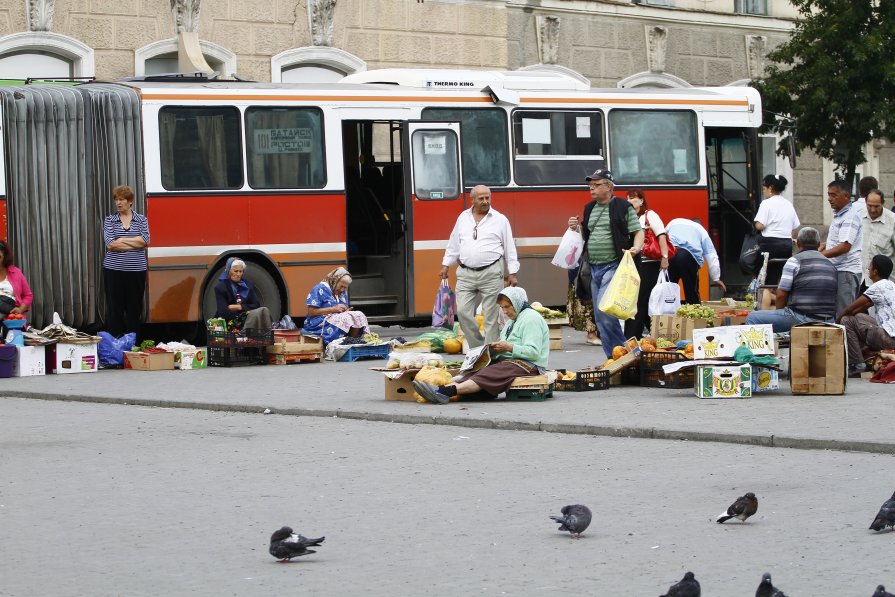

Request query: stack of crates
[{"left": 640, "top": 351, "right": 693, "bottom": 389}]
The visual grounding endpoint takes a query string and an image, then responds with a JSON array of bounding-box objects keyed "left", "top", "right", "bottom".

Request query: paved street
[{"left": 2, "top": 397, "right": 893, "bottom": 596}]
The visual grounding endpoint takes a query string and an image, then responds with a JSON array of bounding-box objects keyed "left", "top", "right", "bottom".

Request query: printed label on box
[
  {"left": 692, "top": 324, "right": 774, "bottom": 359},
  {"left": 695, "top": 364, "right": 752, "bottom": 398}
]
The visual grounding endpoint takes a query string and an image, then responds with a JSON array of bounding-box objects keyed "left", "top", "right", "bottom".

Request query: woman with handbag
[
  {"left": 624, "top": 189, "right": 673, "bottom": 339},
  {"left": 754, "top": 174, "right": 800, "bottom": 286},
  {"left": 0, "top": 240, "right": 33, "bottom": 320}
]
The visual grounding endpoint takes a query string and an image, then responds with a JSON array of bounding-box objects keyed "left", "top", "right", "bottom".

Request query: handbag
[
  {"left": 551, "top": 228, "right": 585, "bottom": 269},
  {"left": 0, "top": 294, "right": 16, "bottom": 315},
  {"left": 432, "top": 279, "right": 457, "bottom": 329},
  {"left": 739, "top": 229, "right": 762, "bottom": 275},
  {"left": 642, "top": 212, "right": 678, "bottom": 261},
  {"left": 648, "top": 269, "right": 681, "bottom": 316},
  {"left": 574, "top": 245, "right": 592, "bottom": 301}
]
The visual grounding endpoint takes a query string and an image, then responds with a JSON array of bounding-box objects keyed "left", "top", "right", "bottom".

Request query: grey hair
[
  {"left": 797, "top": 227, "right": 820, "bottom": 248},
  {"left": 341, "top": 274, "right": 352, "bottom": 285},
  {"left": 230, "top": 258, "right": 246, "bottom": 270}
]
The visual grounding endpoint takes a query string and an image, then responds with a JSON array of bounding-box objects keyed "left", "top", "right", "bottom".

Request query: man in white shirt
[
  {"left": 837, "top": 255, "right": 895, "bottom": 377},
  {"left": 665, "top": 218, "right": 726, "bottom": 304},
  {"left": 858, "top": 189, "right": 895, "bottom": 285},
  {"left": 820, "top": 179, "right": 863, "bottom": 314},
  {"left": 441, "top": 185, "right": 519, "bottom": 347}
]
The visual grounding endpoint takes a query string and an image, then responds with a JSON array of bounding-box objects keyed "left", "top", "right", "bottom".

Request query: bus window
[
  {"left": 159, "top": 107, "right": 243, "bottom": 190},
  {"left": 608, "top": 110, "right": 699, "bottom": 185},
  {"left": 512, "top": 110, "right": 603, "bottom": 186},
  {"left": 421, "top": 108, "right": 509, "bottom": 186},
  {"left": 245, "top": 107, "right": 326, "bottom": 189},
  {"left": 411, "top": 129, "right": 460, "bottom": 200}
]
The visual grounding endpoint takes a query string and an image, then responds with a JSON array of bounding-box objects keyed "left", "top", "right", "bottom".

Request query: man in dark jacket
[{"left": 567, "top": 170, "right": 644, "bottom": 359}]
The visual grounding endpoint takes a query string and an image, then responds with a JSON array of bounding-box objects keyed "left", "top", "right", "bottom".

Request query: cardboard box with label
[
  {"left": 48, "top": 341, "right": 99, "bottom": 374},
  {"left": 124, "top": 351, "right": 176, "bottom": 371},
  {"left": 651, "top": 315, "right": 709, "bottom": 342},
  {"left": 13, "top": 345, "right": 46, "bottom": 376},
  {"left": 752, "top": 366, "right": 780, "bottom": 393},
  {"left": 695, "top": 364, "right": 752, "bottom": 398},
  {"left": 790, "top": 323, "right": 847, "bottom": 395},
  {"left": 175, "top": 347, "right": 208, "bottom": 370},
  {"left": 692, "top": 324, "right": 774, "bottom": 360}
]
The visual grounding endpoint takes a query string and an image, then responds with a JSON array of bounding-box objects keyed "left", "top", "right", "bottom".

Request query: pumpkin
[
  {"left": 443, "top": 338, "right": 462, "bottom": 354},
  {"left": 611, "top": 345, "right": 629, "bottom": 360}
]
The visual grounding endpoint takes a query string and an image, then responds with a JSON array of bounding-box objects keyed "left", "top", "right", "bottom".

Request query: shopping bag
[
  {"left": 97, "top": 331, "right": 137, "bottom": 366},
  {"left": 648, "top": 269, "right": 681, "bottom": 316},
  {"left": 551, "top": 229, "right": 585, "bottom": 269},
  {"left": 574, "top": 246, "right": 593, "bottom": 301},
  {"left": 739, "top": 230, "right": 762, "bottom": 275},
  {"left": 432, "top": 279, "right": 457, "bottom": 329},
  {"left": 598, "top": 252, "right": 640, "bottom": 320}
]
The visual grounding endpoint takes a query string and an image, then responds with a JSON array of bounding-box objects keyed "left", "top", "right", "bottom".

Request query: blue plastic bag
[
  {"left": 432, "top": 280, "right": 457, "bottom": 329},
  {"left": 97, "top": 331, "right": 136, "bottom": 366}
]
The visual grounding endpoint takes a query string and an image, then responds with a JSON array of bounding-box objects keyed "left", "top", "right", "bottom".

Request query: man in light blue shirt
[
  {"left": 665, "top": 218, "right": 726, "bottom": 304},
  {"left": 820, "top": 179, "right": 863, "bottom": 315}
]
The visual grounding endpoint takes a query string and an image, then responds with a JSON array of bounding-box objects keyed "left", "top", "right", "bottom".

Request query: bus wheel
[{"left": 202, "top": 262, "right": 283, "bottom": 325}]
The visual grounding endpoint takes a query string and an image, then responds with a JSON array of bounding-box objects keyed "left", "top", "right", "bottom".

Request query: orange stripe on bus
[
  {"left": 521, "top": 97, "right": 749, "bottom": 106},
  {"left": 140, "top": 94, "right": 494, "bottom": 103}
]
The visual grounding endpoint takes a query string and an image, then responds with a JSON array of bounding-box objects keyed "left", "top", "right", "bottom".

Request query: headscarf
[
  {"left": 497, "top": 286, "right": 530, "bottom": 336},
  {"left": 325, "top": 267, "right": 352, "bottom": 294},
  {"left": 219, "top": 257, "right": 250, "bottom": 299}
]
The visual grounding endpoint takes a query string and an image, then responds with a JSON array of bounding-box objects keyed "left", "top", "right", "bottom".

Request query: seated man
[
  {"left": 837, "top": 255, "right": 895, "bottom": 377},
  {"left": 744, "top": 227, "right": 837, "bottom": 333},
  {"left": 412, "top": 286, "right": 548, "bottom": 404}
]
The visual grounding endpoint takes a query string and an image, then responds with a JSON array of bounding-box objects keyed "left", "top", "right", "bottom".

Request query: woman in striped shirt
[{"left": 103, "top": 185, "right": 150, "bottom": 338}]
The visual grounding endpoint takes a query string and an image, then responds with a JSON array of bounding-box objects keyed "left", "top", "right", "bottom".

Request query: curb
[{"left": 5, "top": 390, "right": 894, "bottom": 455}]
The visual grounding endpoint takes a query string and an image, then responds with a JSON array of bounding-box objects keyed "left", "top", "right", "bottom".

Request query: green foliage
[{"left": 753, "top": 0, "right": 893, "bottom": 184}]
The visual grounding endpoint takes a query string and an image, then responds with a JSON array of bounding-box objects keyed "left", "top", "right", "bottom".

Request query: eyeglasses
[
  {"left": 589, "top": 181, "right": 611, "bottom": 189},
  {"left": 473, "top": 223, "right": 478, "bottom": 240}
]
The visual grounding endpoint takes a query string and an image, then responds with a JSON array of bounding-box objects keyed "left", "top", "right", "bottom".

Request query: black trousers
[
  {"left": 104, "top": 268, "right": 146, "bottom": 338},
  {"left": 624, "top": 257, "right": 661, "bottom": 339},
  {"left": 757, "top": 236, "right": 793, "bottom": 286},
  {"left": 667, "top": 248, "right": 701, "bottom": 305}
]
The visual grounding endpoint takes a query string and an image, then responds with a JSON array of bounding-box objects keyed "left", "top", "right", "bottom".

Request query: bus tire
[{"left": 202, "top": 261, "right": 283, "bottom": 325}]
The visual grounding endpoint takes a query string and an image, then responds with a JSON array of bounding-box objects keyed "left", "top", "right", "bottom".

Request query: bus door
[
  {"left": 0, "top": 101, "right": 6, "bottom": 241},
  {"left": 403, "top": 121, "right": 464, "bottom": 320}
]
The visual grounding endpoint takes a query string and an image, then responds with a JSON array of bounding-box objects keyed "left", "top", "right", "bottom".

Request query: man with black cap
[{"left": 567, "top": 169, "right": 644, "bottom": 359}]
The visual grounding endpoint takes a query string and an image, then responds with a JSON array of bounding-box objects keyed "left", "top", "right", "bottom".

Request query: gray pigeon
[
  {"left": 756, "top": 572, "right": 788, "bottom": 597},
  {"left": 659, "top": 571, "right": 700, "bottom": 597},
  {"left": 268, "top": 526, "right": 325, "bottom": 562},
  {"left": 869, "top": 490, "right": 895, "bottom": 531},
  {"left": 549, "top": 504, "right": 592, "bottom": 538},
  {"left": 716, "top": 492, "right": 758, "bottom": 523},
  {"left": 873, "top": 585, "right": 895, "bottom": 597}
]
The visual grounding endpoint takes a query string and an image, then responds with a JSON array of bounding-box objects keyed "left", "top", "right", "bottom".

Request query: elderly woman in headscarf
[
  {"left": 413, "top": 286, "right": 549, "bottom": 404},
  {"left": 214, "top": 257, "right": 272, "bottom": 331},
  {"left": 300, "top": 266, "right": 369, "bottom": 344}
]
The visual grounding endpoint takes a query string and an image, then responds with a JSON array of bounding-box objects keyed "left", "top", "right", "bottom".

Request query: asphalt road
[{"left": 2, "top": 397, "right": 893, "bottom": 596}]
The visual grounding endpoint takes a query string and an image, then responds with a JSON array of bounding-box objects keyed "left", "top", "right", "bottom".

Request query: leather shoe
[
  {"left": 585, "top": 338, "right": 602, "bottom": 346},
  {"left": 412, "top": 380, "right": 451, "bottom": 404}
]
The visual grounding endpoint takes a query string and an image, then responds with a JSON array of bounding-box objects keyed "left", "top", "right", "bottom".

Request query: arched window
[
  {"left": 135, "top": 39, "right": 236, "bottom": 77},
  {"left": 0, "top": 32, "right": 94, "bottom": 79},
  {"left": 617, "top": 72, "right": 691, "bottom": 89},
  {"left": 271, "top": 47, "right": 366, "bottom": 83},
  {"left": 515, "top": 64, "right": 591, "bottom": 87}
]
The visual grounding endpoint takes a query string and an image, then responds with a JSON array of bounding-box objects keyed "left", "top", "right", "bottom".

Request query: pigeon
[
  {"left": 549, "top": 504, "right": 592, "bottom": 538},
  {"left": 716, "top": 492, "right": 758, "bottom": 523},
  {"left": 873, "top": 585, "right": 895, "bottom": 597},
  {"left": 869, "top": 490, "right": 895, "bottom": 532},
  {"left": 268, "top": 526, "right": 325, "bottom": 562},
  {"left": 659, "top": 571, "right": 701, "bottom": 597},
  {"left": 756, "top": 572, "right": 788, "bottom": 597}
]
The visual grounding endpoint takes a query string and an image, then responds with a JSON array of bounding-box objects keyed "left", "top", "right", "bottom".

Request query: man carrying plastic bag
[{"left": 567, "top": 170, "right": 644, "bottom": 359}]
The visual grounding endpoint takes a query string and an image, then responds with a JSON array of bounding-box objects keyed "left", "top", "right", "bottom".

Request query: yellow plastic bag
[
  {"left": 413, "top": 365, "right": 456, "bottom": 403},
  {"left": 598, "top": 251, "right": 640, "bottom": 320}
]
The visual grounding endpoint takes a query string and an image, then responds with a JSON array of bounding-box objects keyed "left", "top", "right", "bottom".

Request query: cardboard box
[
  {"left": 695, "top": 364, "right": 753, "bottom": 398},
  {"left": 549, "top": 339, "right": 564, "bottom": 351},
  {"left": 600, "top": 337, "right": 643, "bottom": 375},
  {"left": 651, "top": 315, "right": 709, "bottom": 342},
  {"left": 124, "top": 351, "right": 176, "bottom": 371},
  {"left": 752, "top": 366, "right": 780, "bottom": 393},
  {"left": 175, "top": 347, "right": 207, "bottom": 370},
  {"left": 48, "top": 341, "right": 98, "bottom": 374},
  {"left": 382, "top": 367, "right": 462, "bottom": 402},
  {"left": 790, "top": 323, "right": 847, "bottom": 395},
  {"left": 702, "top": 299, "right": 739, "bottom": 313},
  {"left": 13, "top": 345, "right": 46, "bottom": 376},
  {"left": 713, "top": 314, "right": 750, "bottom": 327},
  {"left": 692, "top": 324, "right": 774, "bottom": 360}
]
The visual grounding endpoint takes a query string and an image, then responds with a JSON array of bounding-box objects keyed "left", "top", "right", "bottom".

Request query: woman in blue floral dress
[{"left": 301, "top": 267, "right": 369, "bottom": 344}]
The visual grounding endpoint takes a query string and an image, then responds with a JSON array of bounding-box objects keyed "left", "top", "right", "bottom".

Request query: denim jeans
[
  {"left": 590, "top": 260, "right": 626, "bottom": 359},
  {"left": 744, "top": 307, "right": 831, "bottom": 333}
]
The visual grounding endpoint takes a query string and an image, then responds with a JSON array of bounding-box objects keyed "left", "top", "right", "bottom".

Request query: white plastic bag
[
  {"left": 648, "top": 269, "right": 681, "bottom": 316},
  {"left": 551, "top": 229, "right": 585, "bottom": 269}
]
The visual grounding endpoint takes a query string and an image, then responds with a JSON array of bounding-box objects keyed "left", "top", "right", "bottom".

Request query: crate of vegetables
[
  {"left": 207, "top": 328, "right": 274, "bottom": 348},
  {"left": 555, "top": 368, "right": 609, "bottom": 392},
  {"left": 640, "top": 350, "right": 694, "bottom": 389},
  {"left": 124, "top": 342, "right": 175, "bottom": 371}
]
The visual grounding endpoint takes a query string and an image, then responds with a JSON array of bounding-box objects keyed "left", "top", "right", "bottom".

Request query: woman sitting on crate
[
  {"left": 300, "top": 266, "right": 369, "bottom": 345},
  {"left": 413, "top": 286, "right": 549, "bottom": 404},
  {"left": 214, "top": 258, "right": 273, "bottom": 332},
  {"left": 0, "top": 240, "right": 33, "bottom": 320}
]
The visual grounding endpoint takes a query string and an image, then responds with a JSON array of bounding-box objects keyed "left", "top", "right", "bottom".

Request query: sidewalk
[{"left": 2, "top": 326, "right": 893, "bottom": 454}]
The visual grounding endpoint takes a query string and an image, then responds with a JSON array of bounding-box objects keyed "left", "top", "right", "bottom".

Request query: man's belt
[{"left": 458, "top": 257, "right": 501, "bottom": 272}]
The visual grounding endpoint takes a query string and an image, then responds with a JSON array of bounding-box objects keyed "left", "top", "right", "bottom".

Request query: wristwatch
[{"left": 661, "top": 254, "right": 668, "bottom": 258}]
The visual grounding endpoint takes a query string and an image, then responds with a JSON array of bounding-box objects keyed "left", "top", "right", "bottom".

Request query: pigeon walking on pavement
[
  {"left": 659, "top": 571, "right": 701, "bottom": 597},
  {"left": 756, "top": 572, "right": 787, "bottom": 597},
  {"left": 268, "top": 526, "right": 325, "bottom": 562},
  {"left": 716, "top": 492, "right": 758, "bottom": 524},
  {"left": 873, "top": 585, "right": 895, "bottom": 597},
  {"left": 549, "top": 504, "right": 592, "bottom": 538},
  {"left": 869, "top": 490, "right": 895, "bottom": 532}
]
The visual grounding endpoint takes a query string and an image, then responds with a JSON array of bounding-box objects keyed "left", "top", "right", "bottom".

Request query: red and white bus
[{"left": 0, "top": 69, "right": 761, "bottom": 330}]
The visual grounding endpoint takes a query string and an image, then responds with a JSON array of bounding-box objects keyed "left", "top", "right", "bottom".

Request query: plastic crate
[
  {"left": 640, "top": 350, "right": 694, "bottom": 389},
  {"left": 207, "top": 328, "right": 274, "bottom": 348},
  {"left": 505, "top": 383, "right": 554, "bottom": 401},
  {"left": 208, "top": 345, "right": 267, "bottom": 367},
  {"left": 338, "top": 343, "right": 390, "bottom": 362},
  {"left": 555, "top": 368, "right": 609, "bottom": 391}
]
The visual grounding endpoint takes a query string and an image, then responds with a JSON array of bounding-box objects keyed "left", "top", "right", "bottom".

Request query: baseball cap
[{"left": 585, "top": 169, "right": 614, "bottom": 183}]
